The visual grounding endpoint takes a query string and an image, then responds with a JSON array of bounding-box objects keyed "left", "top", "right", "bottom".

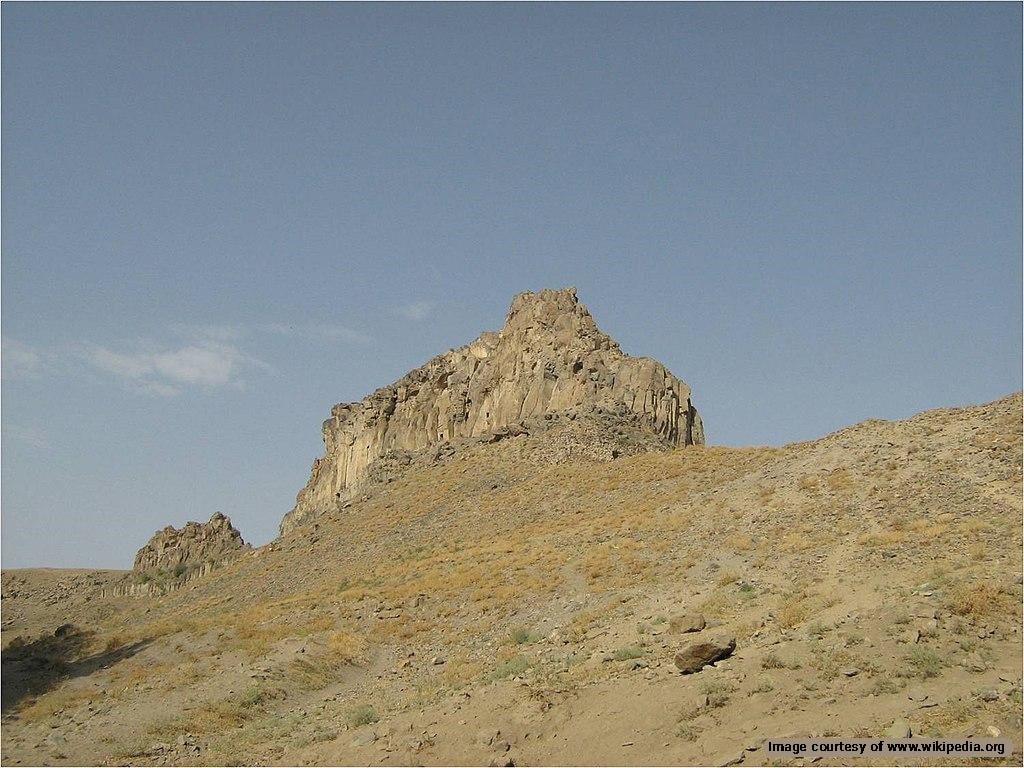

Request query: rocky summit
[
  {"left": 133, "top": 512, "right": 249, "bottom": 574},
  {"left": 282, "top": 287, "right": 703, "bottom": 534}
]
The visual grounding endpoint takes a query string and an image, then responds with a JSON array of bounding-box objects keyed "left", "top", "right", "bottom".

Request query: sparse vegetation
[
  {"left": 484, "top": 655, "right": 530, "bottom": 682},
  {"left": 761, "top": 651, "right": 785, "bottom": 669},
  {"left": 751, "top": 676, "right": 774, "bottom": 693},
  {"left": 509, "top": 626, "right": 538, "bottom": 645},
  {"left": 612, "top": 645, "right": 647, "bottom": 661},
  {"left": 346, "top": 704, "right": 379, "bottom": 727},
  {"left": 902, "top": 646, "right": 945, "bottom": 679},
  {"left": 776, "top": 594, "right": 810, "bottom": 628},
  {"left": 946, "top": 581, "right": 1012, "bottom": 618},
  {"left": 699, "top": 679, "right": 735, "bottom": 709}
]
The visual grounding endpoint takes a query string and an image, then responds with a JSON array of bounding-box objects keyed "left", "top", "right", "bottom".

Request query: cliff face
[
  {"left": 133, "top": 512, "right": 249, "bottom": 574},
  {"left": 281, "top": 288, "right": 703, "bottom": 534}
]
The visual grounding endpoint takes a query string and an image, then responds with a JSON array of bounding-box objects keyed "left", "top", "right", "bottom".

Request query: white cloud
[
  {"left": 2, "top": 338, "right": 43, "bottom": 379},
  {"left": 153, "top": 343, "right": 244, "bottom": 386},
  {"left": 85, "top": 340, "right": 265, "bottom": 396},
  {"left": 396, "top": 301, "right": 437, "bottom": 322}
]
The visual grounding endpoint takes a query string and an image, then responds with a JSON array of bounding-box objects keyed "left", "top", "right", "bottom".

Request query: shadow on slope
[{"left": 1, "top": 624, "right": 151, "bottom": 712}]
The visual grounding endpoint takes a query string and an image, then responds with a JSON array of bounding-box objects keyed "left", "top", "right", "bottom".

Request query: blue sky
[{"left": 3, "top": 3, "right": 1020, "bottom": 568}]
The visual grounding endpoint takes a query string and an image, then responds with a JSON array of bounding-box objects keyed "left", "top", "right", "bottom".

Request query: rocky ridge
[{"left": 282, "top": 287, "right": 703, "bottom": 534}]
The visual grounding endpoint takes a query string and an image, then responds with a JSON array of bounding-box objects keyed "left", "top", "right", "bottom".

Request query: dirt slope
[{"left": 2, "top": 393, "right": 1021, "bottom": 766}]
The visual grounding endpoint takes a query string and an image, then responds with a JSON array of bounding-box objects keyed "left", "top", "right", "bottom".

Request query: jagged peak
[{"left": 280, "top": 289, "right": 703, "bottom": 535}]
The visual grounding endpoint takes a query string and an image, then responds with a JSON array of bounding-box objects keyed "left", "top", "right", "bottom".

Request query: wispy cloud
[
  {"left": 2, "top": 337, "right": 44, "bottom": 379},
  {"left": 85, "top": 340, "right": 266, "bottom": 397},
  {"left": 170, "top": 321, "right": 373, "bottom": 346},
  {"left": 396, "top": 301, "right": 437, "bottom": 322},
  {"left": 258, "top": 322, "right": 372, "bottom": 345},
  {"left": 167, "top": 323, "right": 245, "bottom": 342},
  {"left": 4, "top": 315, "right": 370, "bottom": 398}
]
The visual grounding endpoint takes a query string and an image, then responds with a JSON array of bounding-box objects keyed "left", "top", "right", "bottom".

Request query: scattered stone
[
  {"left": 907, "top": 688, "right": 929, "bottom": 702},
  {"left": 987, "top": 726, "right": 1001, "bottom": 738},
  {"left": 840, "top": 667, "right": 859, "bottom": 677},
  {"left": 979, "top": 690, "right": 999, "bottom": 702},
  {"left": 432, "top": 656, "right": 445, "bottom": 665},
  {"left": 674, "top": 635, "right": 736, "bottom": 674}
]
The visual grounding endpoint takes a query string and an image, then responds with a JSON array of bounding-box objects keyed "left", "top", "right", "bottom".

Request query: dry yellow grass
[
  {"left": 946, "top": 581, "right": 1014, "bottom": 618},
  {"left": 776, "top": 593, "right": 811, "bottom": 628},
  {"left": 17, "top": 686, "right": 99, "bottom": 723}
]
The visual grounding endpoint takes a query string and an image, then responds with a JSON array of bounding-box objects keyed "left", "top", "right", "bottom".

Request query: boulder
[{"left": 674, "top": 635, "right": 736, "bottom": 673}]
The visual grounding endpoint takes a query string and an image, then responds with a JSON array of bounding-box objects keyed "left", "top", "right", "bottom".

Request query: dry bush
[
  {"left": 826, "top": 468, "right": 854, "bottom": 491},
  {"left": 946, "top": 581, "right": 1013, "bottom": 618},
  {"left": 776, "top": 594, "right": 809, "bottom": 628}
]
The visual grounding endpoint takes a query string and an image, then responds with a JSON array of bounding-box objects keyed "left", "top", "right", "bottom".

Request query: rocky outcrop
[
  {"left": 282, "top": 288, "right": 703, "bottom": 535},
  {"left": 133, "top": 512, "right": 248, "bottom": 574}
]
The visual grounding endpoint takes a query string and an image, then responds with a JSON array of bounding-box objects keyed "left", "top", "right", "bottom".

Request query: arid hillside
[{"left": 2, "top": 393, "right": 1022, "bottom": 767}]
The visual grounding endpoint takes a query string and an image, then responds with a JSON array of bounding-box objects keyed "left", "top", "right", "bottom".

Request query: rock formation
[
  {"left": 133, "top": 512, "right": 249, "bottom": 574},
  {"left": 282, "top": 288, "right": 703, "bottom": 534}
]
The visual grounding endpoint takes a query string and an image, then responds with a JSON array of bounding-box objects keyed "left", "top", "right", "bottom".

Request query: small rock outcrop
[
  {"left": 133, "top": 512, "right": 248, "bottom": 574},
  {"left": 282, "top": 288, "right": 703, "bottom": 534}
]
